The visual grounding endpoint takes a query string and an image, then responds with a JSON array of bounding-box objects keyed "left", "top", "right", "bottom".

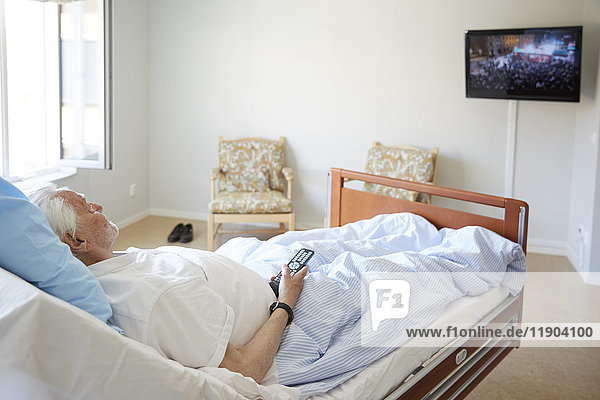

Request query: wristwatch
[{"left": 269, "top": 301, "right": 294, "bottom": 325}]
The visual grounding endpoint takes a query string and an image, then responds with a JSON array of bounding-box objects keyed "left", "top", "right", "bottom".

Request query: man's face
[{"left": 57, "top": 189, "right": 119, "bottom": 251}]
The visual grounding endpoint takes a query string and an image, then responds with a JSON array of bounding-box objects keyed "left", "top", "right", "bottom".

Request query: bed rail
[{"left": 327, "top": 168, "right": 529, "bottom": 253}]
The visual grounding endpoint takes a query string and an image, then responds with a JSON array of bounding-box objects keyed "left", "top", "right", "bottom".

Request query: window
[{"left": 0, "top": 0, "right": 112, "bottom": 180}]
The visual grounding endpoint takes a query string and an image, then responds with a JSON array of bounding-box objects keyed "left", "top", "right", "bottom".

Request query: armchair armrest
[
  {"left": 281, "top": 167, "right": 293, "bottom": 181},
  {"left": 210, "top": 168, "right": 224, "bottom": 201},
  {"left": 211, "top": 168, "right": 223, "bottom": 181},
  {"left": 281, "top": 167, "right": 293, "bottom": 200}
]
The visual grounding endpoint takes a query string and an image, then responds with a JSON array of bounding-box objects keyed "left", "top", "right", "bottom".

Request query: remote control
[{"left": 269, "top": 248, "right": 314, "bottom": 297}]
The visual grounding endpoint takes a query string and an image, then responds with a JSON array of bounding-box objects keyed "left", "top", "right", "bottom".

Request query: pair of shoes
[
  {"left": 180, "top": 223, "right": 193, "bottom": 243},
  {"left": 168, "top": 223, "right": 193, "bottom": 243}
]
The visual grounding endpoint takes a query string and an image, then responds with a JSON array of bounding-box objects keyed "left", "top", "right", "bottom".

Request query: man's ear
[{"left": 61, "top": 232, "right": 88, "bottom": 255}]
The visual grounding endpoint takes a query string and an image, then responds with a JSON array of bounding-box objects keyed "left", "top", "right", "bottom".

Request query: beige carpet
[
  {"left": 115, "top": 216, "right": 600, "bottom": 400},
  {"left": 467, "top": 253, "right": 600, "bottom": 400}
]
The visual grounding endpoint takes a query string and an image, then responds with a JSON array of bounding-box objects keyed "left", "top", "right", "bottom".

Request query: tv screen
[{"left": 465, "top": 26, "right": 582, "bottom": 102}]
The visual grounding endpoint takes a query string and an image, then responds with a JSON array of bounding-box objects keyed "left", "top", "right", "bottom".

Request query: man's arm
[{"left": 218, "top": 265, "right": 308, "bottom": 383}]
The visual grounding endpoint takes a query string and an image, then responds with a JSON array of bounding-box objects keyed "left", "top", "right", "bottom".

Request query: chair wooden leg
[
  {"left": 289, "top": 213, "right": 295, "bottom": 231},
  {"left": 207, "top": 213, "right": 214, "bottom": 251}
]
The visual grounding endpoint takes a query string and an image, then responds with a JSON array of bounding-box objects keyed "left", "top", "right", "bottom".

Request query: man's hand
[
  {"left": 278, "top": 264, "right": 308, "bottom": 308},
  {"left": 218, "top": 264, "right": 308, "bottom": 383}
]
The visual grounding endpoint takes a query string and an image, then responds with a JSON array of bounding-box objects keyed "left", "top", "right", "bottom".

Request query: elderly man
[{"left": 31, "top": 184, "right": 306, "bottom": 384}]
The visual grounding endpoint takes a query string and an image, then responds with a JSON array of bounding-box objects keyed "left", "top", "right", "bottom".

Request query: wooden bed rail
[{"left": 327, "top": 168, "right": 529, "bottom": 252}]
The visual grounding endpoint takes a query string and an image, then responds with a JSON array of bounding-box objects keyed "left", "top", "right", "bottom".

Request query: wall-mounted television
[{"left": 465, "top": 26, "right": 582, "bottom": 102}]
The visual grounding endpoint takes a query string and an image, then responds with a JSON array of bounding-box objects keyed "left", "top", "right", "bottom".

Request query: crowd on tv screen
[{"left": 470, "top": 57, "right": 577, "bottom": 93}]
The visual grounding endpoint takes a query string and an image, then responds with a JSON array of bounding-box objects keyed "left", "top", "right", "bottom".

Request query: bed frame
[{"left": 326, "top": 168, "right": 529, "bottom": 400}]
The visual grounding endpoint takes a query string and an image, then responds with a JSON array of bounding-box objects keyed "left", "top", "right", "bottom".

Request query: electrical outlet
[
  {"left": 577, "top": 225, "right": 584, "bottom": 241},
  {"left": 576, "top": 225, "right": 590, "bottom": 245},
  {"left": 129, "top": 183, "right": 137, "bottom": 198}
]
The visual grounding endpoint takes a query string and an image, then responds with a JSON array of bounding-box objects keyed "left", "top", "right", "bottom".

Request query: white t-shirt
[{"left": 89, "top": 246, "right": 276, "bottom": 368}]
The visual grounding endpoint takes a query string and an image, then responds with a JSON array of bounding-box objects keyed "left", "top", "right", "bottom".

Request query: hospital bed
[{"left": 0, "top": 168, "right": 528, "bottom": 400}]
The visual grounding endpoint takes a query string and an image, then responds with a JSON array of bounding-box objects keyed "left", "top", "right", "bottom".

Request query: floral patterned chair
[
  {"left": 363, "top": 142, "right": 438, "bottom": 204},
  {"left": 207, "top": 136, "right": 295, "bottom": 250}
]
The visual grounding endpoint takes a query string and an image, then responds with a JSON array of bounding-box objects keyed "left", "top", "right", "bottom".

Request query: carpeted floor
[
  {"left": 466, "top": 253, "right": 600, "bottom": 400},
  {"left": 115, "top": 216, "right": 600, "bottom": 400}
]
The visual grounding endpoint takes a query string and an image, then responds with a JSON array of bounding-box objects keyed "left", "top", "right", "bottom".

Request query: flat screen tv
[{"left": 465, "top": 26, "right": 582, "bottom": 102}]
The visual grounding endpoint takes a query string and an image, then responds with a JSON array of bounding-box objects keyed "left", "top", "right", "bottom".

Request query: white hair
[{"left": 29, "top": 183, "right": 78, "bottom": 239}]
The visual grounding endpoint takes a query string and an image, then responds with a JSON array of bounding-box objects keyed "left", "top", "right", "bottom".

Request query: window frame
[{"left": 0, "top": 0, "right": 113, "bottom": 181}]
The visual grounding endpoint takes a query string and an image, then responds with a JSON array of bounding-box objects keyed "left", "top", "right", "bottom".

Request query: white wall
[
  {"left": 56, "top": 0, "right": 150, "bottom": 225},
  {"left": 570, "top": 0, "right": 600, "bottom": 276},
  {"left": 148, "top": 0, "right": 597, "bottom": 255},
  {"left": 593, "top": 110, "right": 600, "bottom": 274}
]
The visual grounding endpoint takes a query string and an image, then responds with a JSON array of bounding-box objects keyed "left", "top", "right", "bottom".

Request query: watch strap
[{"left": 269, "top": 301, "right": 293, "bottom": 325}]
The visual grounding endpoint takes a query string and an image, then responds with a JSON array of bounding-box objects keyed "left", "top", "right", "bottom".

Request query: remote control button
[{"left": 289, "top": 261, "right": 300, "bottom": 269}]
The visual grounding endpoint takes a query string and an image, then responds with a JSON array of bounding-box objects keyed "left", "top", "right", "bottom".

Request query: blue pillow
[
  {"left": 0, "top": 176, "right": 27, "bottom": 199},
  {"left": 0, "top": 177, "right": 113, "bottom": 323}
]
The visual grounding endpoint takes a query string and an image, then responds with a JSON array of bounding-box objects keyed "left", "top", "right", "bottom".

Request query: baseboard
[
  {"left": 149, "top": 208, "right": 321, "bottom": 230},
  {"left": 150, "top": 208, "right": 208, "bottom": 221},
  {"left": 526, "top": 238, "right": 568, "bottom": 256},
  {"left": 116, "top": 209, "right": 151, "bottom": 229}
]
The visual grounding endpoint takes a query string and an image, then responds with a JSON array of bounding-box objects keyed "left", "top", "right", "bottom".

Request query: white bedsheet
[{"left": 0, "top": 265, "right": 508, "bottom": 400}]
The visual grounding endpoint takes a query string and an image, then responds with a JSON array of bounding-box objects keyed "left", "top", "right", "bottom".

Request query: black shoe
[
  {"left": 168, "top": 223, "right": 185, "bottom": 242},
  {"left": 180, "top": 223, "right": 194, "bottom": 243}
]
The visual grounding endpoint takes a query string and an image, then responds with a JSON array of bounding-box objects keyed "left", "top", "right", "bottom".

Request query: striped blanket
[{"left": 216, "top": 213, "right": 526, "bottom": 397}]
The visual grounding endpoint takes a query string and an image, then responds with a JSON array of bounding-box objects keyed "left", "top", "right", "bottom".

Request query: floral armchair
[
  {"left": 207, "top": 136, "right": 295, "bottom": 250},
  {"left": 363, "top": 142, "right": 438, "bottom": 204}
]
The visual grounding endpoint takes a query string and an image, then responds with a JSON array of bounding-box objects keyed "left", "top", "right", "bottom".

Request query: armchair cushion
[
  {"left": 218, "top": 138, "right": 285, "bottom": 193},
  {"left": 209, "top": 191, "right": 292, "bottom": 214},
  {"left": 364, "top": 143, "right": 437, "bottom": 201}
]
